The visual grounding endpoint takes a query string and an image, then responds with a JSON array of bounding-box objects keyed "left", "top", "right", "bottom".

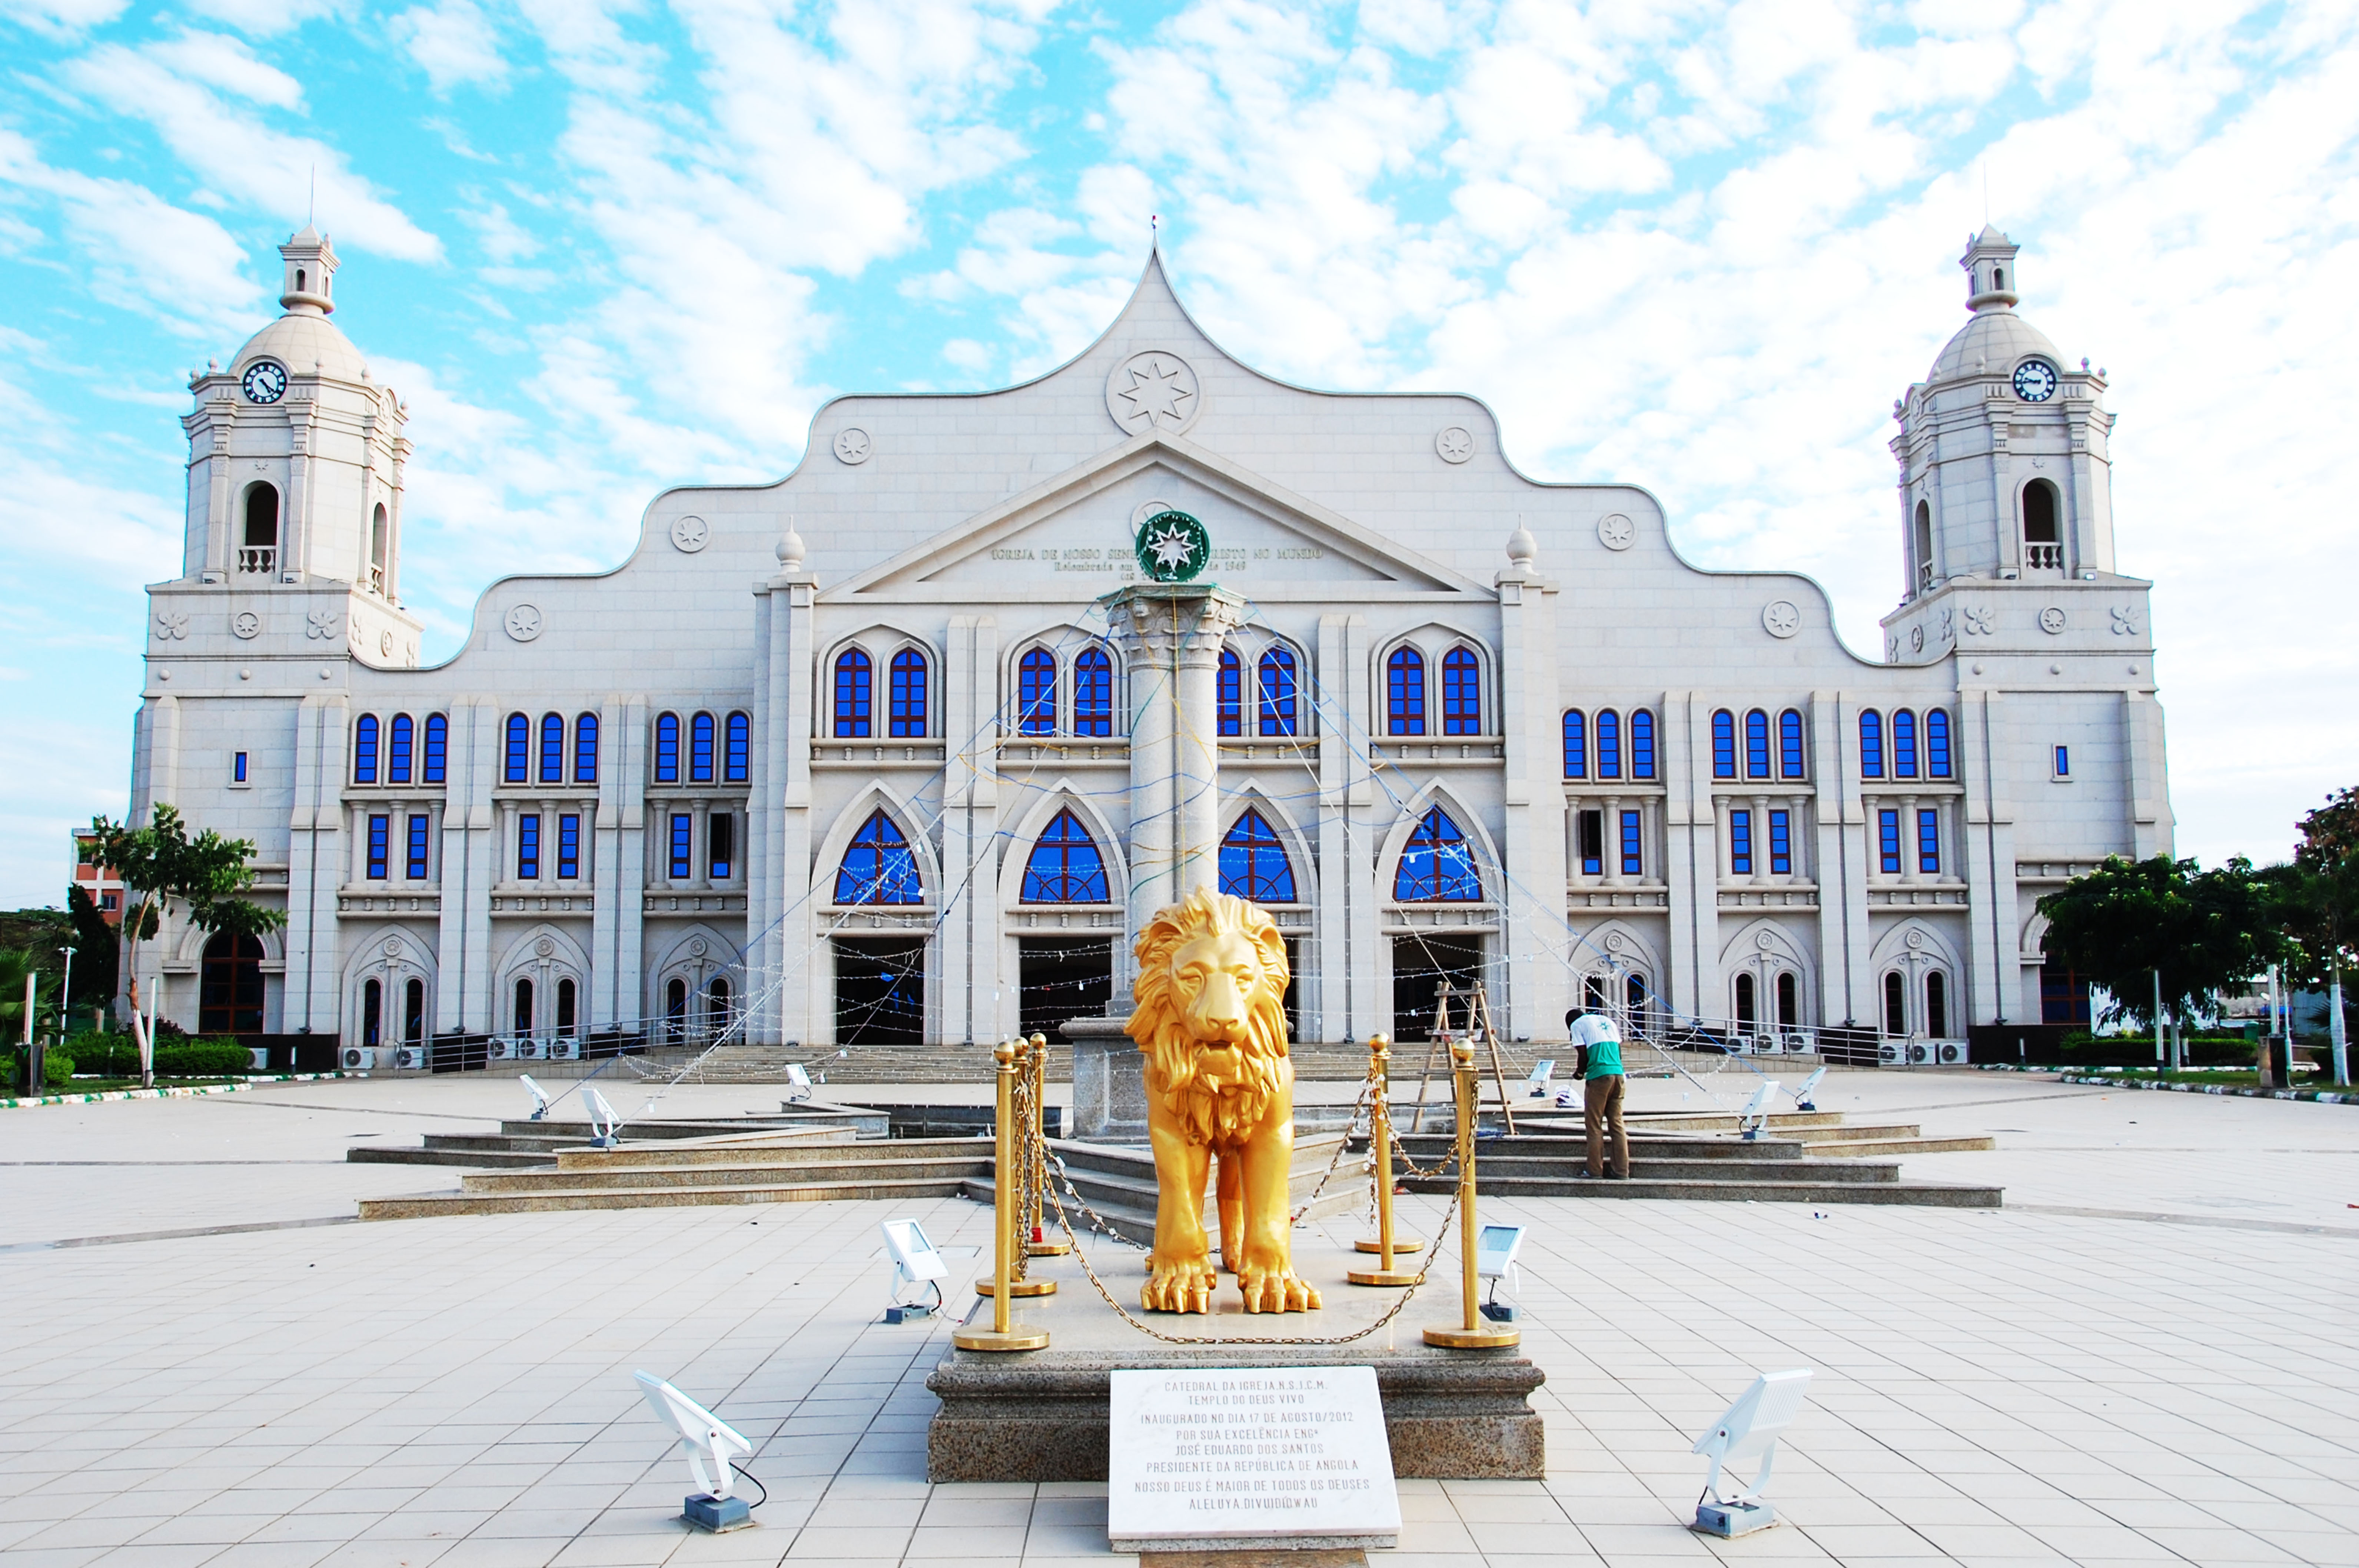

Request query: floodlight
[
  {"left": 580, "top": 1084, "right": 623, "bottom": 1148},
  {"left": 520, "top": 1074, "right": 552, "bottom": 1121},
  {"left": 784, "top": 1062, "right": 813, "bottom": 1103},
  {"left": 1474, "top": 1223, "right": 1525, "bottom": 1321},
  {"left": 1691, "top": 1368, "right": 1813, "bottom": 1537},
  {"left": 1736, "top": 1080, "right": 1780, "bottom": 1141},
  {"left": 1524, "top": 1059, "right": 1556, "bottom": 1098},
  {"left": 881, "top": 1217, "right": 948, "bottom": 1322},
  {"left": 1792, "top": 1066, "right": 1827, "bottom": 1112},
  {"left": 633, "top": 1370, "right": 760, "bottom": 1532}
]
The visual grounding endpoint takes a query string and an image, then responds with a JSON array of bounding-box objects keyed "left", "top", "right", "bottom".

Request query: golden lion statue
[{"left": 1126, "top": 886, "right": 1322, "bottom": 1314}]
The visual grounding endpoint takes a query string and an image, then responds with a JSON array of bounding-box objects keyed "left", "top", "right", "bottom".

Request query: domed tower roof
[
  {"left": 1926, "top": 224, "right": 2061, "bottom": 383},
  {"left": 232, "top": 224, "right": 369, "bottom": 382}
]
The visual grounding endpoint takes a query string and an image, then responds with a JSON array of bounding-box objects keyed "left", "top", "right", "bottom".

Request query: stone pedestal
[{"left": 1063, "top": 1016, "right": 1147, "bottom": 1141}]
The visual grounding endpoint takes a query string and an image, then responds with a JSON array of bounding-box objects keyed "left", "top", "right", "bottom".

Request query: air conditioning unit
[
  {"left": 392, "top": 1042, "right": 429, "bottom": 1071},
  {"left": 1782, "top": 1032, "right": 1815, "bottom": 1056},
  {"left": 341, "top": 1045, "right": 375, "bottom": 1072},
  {"left": 488, "top": 1038, "right": 517, "bottom": 1061},
  {"left": 546, "top": 1038, "right": 581, "bottom": 1061},
  {"left": 247, "top": 1046, "right": 269, "bottom": 1072},
  {"left": 1934, "top": 1040, "right": 1968, "bottom": 1066},
  {"left": 1905, "top": 1040, "right": 1935, "bottom": 1066},
  {"left": 1876, "top": 1040, "right": 1903, "bottom": 1066},
  {"left": 515, "top": 1038, "right": 546, "bottom": 1061}
]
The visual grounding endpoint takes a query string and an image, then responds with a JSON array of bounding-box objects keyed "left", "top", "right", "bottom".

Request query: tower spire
[
  {"left": 1960, "top": 225, "right": 2019, "bottom": 312},
  {"left": 278, "top": 226, "right": 338, "bottom": 317}
]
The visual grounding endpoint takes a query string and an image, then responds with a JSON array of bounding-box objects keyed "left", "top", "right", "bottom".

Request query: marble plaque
[{"left": 1107, "top": 1365, "right": 1400, "bottom": 1550}]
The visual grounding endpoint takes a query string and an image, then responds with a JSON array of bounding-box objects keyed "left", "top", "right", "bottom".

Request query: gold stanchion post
[
  {"left": 1350, "top": 1032, "right": 1422, "bottom": 1286},
  {"left": 980, "top": 1036, "right": 1055, "bottom": 1298},
  {"left": 1425, "top": 1038, "right": 1519, "bottom": 1349},
  {"left": 956, "top": 1040, "right": 1050, "bottom": 1352},
  {"left": 1025, "top": 1031, "right": 1070, "bottom": 1256}
]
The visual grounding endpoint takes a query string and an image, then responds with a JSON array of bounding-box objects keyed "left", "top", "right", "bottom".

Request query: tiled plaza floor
[{"left": 1, "top": 1068, "right": 2354, "bottom": 1566}]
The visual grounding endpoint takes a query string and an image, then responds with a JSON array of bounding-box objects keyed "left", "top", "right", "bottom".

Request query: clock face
[
  {"left": 242, "top": 360, "right": 288, "bottom": 404},
  {"left": 2012, "top": 359, "right": 2058, "bottom": 402}
]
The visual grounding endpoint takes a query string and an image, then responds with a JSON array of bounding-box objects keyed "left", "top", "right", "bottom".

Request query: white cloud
[
  {"left": 391, "top": 0, "right": 508, "bottom": 92},
  {"left": 180, "top": 0, "right": 343, "bottom": 37},
  {"left": 0, "top": 0, "right": 126, "bottom": 37}
]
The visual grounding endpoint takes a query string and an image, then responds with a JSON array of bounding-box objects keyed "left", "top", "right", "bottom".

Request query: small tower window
[
  {"left": 1913, "top": 500, "right": 1934, "bottom": 591},
  {"left": 2023, "top": 479, "right": 2062, "bottom": 570},
  {"left": 369, "top": 503, "right": 389, "bottom": 595},
  {"left": 295, "top": 268, "right": 306, "bottom": 293},
  {"left": 1991, "top": 267, "right": 2003, "bottom": 290},
  {"left": 240, "top": 483, "right": 279, "bottom": 574}
]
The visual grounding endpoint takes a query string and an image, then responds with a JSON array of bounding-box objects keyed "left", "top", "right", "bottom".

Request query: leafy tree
[
  {"left": 63, "top": 883, "right": 119, "bottom": 1018},
  {"left": 2037, "top": 856, "right": 2292, "bottom": 1042},
  {"left": 2284, "top": 786, "right": 2357, "bottom": 1084},
  {"left": 0, "top": 946, "right": 59, "bottom": 1044},
  {"left": 84, "top": 805, "right": 284, "bottom": 1088}
]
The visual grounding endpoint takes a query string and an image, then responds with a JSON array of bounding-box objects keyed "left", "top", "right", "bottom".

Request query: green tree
[
  {"left": 0, "top": 946, "right": 59, "bottom": 1045},
  {"left": 85, "top": 804, "right": 284, "bottom": 1088},
  {"left": 2036, "top": 856, "right": 2293, "bottom": 1052},
  {"left": 2285, "top": 786, "right": 2357, "bottom": 1084},
  {"left": 63, "top": 883, "right": 119, "bottom": 1019}
]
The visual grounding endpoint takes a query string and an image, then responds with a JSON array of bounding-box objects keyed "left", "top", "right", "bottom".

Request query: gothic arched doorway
[{"left": 199, "top": 933, "right": 265, "bottom": 1035}]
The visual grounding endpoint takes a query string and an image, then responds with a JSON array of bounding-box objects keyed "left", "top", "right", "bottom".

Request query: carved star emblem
[
  {"left": 1118, "top": 358, "right": 1194, "bottom": 426},
  {"left": 1147, "top": 523, "right": 1193, "bottom": 570}
]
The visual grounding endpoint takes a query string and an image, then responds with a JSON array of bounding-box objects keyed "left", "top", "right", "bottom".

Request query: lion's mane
[{"left": 1125, "top": 886, "right": 1293, "bottom": 1147}]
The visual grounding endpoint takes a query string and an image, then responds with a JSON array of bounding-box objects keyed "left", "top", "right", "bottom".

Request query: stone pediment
[{"left": 825, "top": 433, "right": 1485, "bottom": 603}]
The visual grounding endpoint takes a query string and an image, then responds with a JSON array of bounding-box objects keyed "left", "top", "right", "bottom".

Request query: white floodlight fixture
[
  {"left": 1736, "top": 1080, "right": 1780, "bottom": 1141},
  {"left": 784, "top": 1062, "right": 813, "bottom": 1103},
  {"left": 1791, "top": 1066, "right": 1828, "bottom": 1112},
  {"left": 632, "top": 1371, "right": 759, "bottom": 1532},
  {"left": 520, "top": 1074, "right": 552, "bottom": 1121},
  {"left": 880, "top": 1218, "right": 948, "bottom": 1322},
  {"left": 1474, "top": 1223, "right": 1526, "bottom": 1322},
  {"left": 580, "top": 1084, "right": 623, "bottom": 1148},
  {"left": 1524, "top": 1059, "right": 1556, "bottom": 1098},
  {"left": 1691, "top": 1368, "right": 1814, "bottom": 1537}
]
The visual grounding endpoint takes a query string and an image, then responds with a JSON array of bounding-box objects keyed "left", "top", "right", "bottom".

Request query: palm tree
[{"left": 0, "top": 947, "right": 60, "bottom": 1046}]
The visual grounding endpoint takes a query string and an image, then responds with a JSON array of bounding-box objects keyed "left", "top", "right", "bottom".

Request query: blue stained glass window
[
  {"left": 1441, "top": 646, "right": 1481, "bottom": 735},
  {"left": 1770, "top": 809, "right": 1792, "bottom": 875},
  {"left": 517, "top": 813, "right": 539, "bottom": 880},
  {"left": 1217, "top": 648, "right": 1241, "bottom": 737},
  {"left": 1597, "top": 709, "right": 1622, "bottom": 780},
  {"left": 1780, "top": 709, "right": 1805, "bottom": 779},
  {"left": 1745, "top": 710, "right": 1771, "bottom": 779},
  {"left": 1219, "top": 809, "right": 1296, "bottom": 902},
  {"left": 1258, "top": 647, "right": 1298, "bottom": 737},
  {"left": 1395, "top": 806, "right": 1482, "bottom": 902},
  {"left": 1620, "top": 809, "right": 1642, "bottom": 876},
  {"left": 388, "top": 714, "right": 413, "bottom": 783},
  {"left": 540, "top": 712, "right": 564, "bottom": 783},
  {"left": 835, "top": 809, "right": 923, "bottom": 904},
  {"left": 834, "top": 650, "right": 872, "bottom": 738},
  {"left": 1918, "top": 808, "right": 1941, "bottom": 875},
  {"left": 1631, "top": 709, "right": 1657, "bottom": 779},
  {"left": 889, "top": 652, "right": 927, "bottom": 739},
  {"left": 1073, "top": 648, "right": 1113, "bottom": 736},
  {"left": 366, "top": 814, "right": 388, "bottom": 879},
  {"left": 423, "top": 714, "right": 447, "bottom": 783},
  {"left": 1893, "top": 709, "right": 1919, "bottom": 779},
  {"left": 655, "top": 714, "right": 680, "bottom": 782},
  {"left": 354, "top": 715, "right": 379, "bottom": 783},
  {"left": 1878, "top": 808, "right": 1901, "bottom": 874},
  {"left": 1860, "top": 710, "right": 1885, "bottom": 779},
  {"left": 234, "top": 750, "right": 247, "bottom": 783},
  {"left": 558, "top": 814, "right": 580, "bottom": 879},
  {"left": 669, "top": 813, "right": 692, "bottom": 879},
  {"left": 503, "top": 713, "right": 527, "bottom": 783},
  {"left": 1387, "top": 648, "right": 1425, "bottom": 735},
  {"left": 575, "top": 713, "right": 599, "bottom": 783},
  {"left": 1022, "top": 809, "right": 1109, "bottom": 903},
  {"left": 1927, "top": 709, "right": 1952, "bottom": 779},
  {"left": 1562, "top": 710, "right": 1586, "bottom": 779},
  {"left": 1018, "top": 648, "right": 1057, "bottom": 736},
  {"left": 725, "top": 712, "right": 749, "bottom": 781},
  {"left": 1712, "top": 710, "right": 1736, "bottom": 778},
  {"left": 406, "top": 814, "right": 429, "bottom": 879},
  {"left": 691, "top": 712, "right": 715, "bottom": 782},
  {"left": 1730, "top": 809, "right": 1752, "bottom": 875}
]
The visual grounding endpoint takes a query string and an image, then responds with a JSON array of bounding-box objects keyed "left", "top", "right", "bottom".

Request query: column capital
[{"left": 1103, "top": 584, "right": 1249, "bottom": 666}]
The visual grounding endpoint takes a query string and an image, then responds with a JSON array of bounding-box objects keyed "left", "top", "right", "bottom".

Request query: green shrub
[
  {"left": 7, "top": 1047, "right": 75, "bottom": 1090},
  {"left": 153, "top": 1039, "right": 255, "bottom": 1077},
  {"left": 43, "top": 1051, "right": 73, "bottom": 1087},
  {"left": 63, "top": 1036, "right": 139, "bottom": 1075}
]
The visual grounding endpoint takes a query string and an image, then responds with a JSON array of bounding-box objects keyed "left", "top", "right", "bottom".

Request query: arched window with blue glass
[
  {"left": 834, "top": 809, "right": 923, "bottom": 905},
  {"left": 1631, "top": 708, "right": 1657, "bottom": 780},
  {"left": 1926, "top": 708, "right": 1953, "bottom": 779},
  {"left": 1021, "top": 809, "right": 1109, "bottom": 903},
  {"left": 1395, "top": 806, "right": 1483, "bottom": 902},
  {"left": 1597, "top": 709, "right": 1622, "bottom": 780},
  {"left": 503, "top": 713, "right": 529, "bottom": 783},
  {"left": 889, "top": 650, "right": 927, "bottom": 738},
  {"left": 1859, "top": 709, "right": 1885, "bottom": 779},
  {"left": 724, "top": 712, "right": 750, "bottom": 782},
  {"left": 690, "top": 712, "right": 716, "bottom": 782},
  {"left": 834, "top": 649, "right": 872, "bottom": 738},
  {"left": 1744, "top": 709, "right": 1771, "bottom": 779},
  {"left": 1073, "top": 647, "right": 1114, "bottom": 737},
  {"left": 1386, "top": 647, "right": 1425, "bottom": 735},
  {"left": 1892, "top": 708, "right": 1919, "bottom": 779},
  {"left": 1017, "top": 647, "right": 1057, "bottom": 736},
  {"left": 1257, "top": 647, "right": 1298, "bottom": 737},
  {"left": 1711, "top": 710, "right": 1736, "bottom": 779},
  {"left": 354, "top": 714, "right": 380, "bottom": 783},
  {"left": 1562, "top": 709, "right": 1586, "bottom": 779},
  {"left": 1441, "top": 646, "right": 1481, "bottom": 735},
  {"left": 1216, "top": 647, "right": 1241, "bottom": 737},
  {"left": 539, "top": 712, "right": 565, "bottom": 783},
  {"left": 388, "top": 714, "right": 413, "bottom": 783},
  {"left": 1219, "top": 809, "right": 1297, "bottom": 903},
  {"left": 1779, "top": 709, "right": 1805, "bottom": 779},
  {"left": 574, "top": 712, "right": 599, "bottom": 784},
  {"left": 654, "top": 713, "right": 680, "bottom": 783}
]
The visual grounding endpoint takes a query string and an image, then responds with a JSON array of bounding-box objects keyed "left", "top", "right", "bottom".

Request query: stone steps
[{"left": 360, "top": 1173, "right": 977, "bottom": 1221}]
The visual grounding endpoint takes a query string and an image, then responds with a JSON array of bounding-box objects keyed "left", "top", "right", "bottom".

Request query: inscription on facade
[{"left": 983, "top": 545, "right": 1323, "bottom": 573}]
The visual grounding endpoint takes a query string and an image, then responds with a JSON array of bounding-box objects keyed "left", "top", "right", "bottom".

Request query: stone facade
[{"left": 127, "top": 226, "right": 2169, "bottom": 1054}]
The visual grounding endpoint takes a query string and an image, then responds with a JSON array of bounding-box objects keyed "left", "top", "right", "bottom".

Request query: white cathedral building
[{"left": 128, "top": 223, "right": 2170, "bottom": 1061}]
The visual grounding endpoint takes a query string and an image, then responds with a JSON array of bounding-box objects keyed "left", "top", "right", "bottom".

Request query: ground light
[
  {"left": 520, "top": 1074, "right": 551, "bottom": 1120},
  {"left": 1791, "top": 1066, "right": 1827, "bottom": 1112},
  {"left": 580, "top": 1084, "right": 622, "bottom": 1147},
  {"left": 880, "top": 1217, "right": 948, "bottom": 1323},
  {"left": 632, "top": 1371, "right": 762, "bottom": 1532},
  {"left": 1691, "top": 1368, "right": 1814, "bottom": 1537},
  {"left": 1475, "top": 1223, "right": 1525, "bottom": 1322}
]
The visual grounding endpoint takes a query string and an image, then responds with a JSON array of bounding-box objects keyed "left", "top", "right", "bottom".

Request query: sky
[{"left": 1, "top": 0, "right": 2355, "bottom": 909}]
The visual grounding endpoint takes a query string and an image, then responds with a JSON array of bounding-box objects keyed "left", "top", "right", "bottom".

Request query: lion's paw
[
  {"left": 1142, "top": 1260, "right": 1217, "bottom": 1314},
  {"left": 1237, "top": 1266, "right": 1322, "bottom": 1314}
]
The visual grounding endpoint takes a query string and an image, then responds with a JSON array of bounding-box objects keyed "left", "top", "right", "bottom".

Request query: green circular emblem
[{"left": 1134, "top": 509, "right": 1212, "bottom": 583}]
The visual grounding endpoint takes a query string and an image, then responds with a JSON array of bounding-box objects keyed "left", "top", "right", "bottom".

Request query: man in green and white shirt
[{"left": 1568, "top": 1011, "right": 1629, "bottom": 1179}]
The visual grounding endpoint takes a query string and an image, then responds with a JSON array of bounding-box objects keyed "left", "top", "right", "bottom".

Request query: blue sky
[{"left": 2, "top": 0, "right": 2356, "bottom": 906}]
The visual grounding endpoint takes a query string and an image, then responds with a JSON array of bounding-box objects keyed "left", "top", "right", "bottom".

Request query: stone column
[{"left": 1106, "top": 585, "right": 1248, "bottom": 934}]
